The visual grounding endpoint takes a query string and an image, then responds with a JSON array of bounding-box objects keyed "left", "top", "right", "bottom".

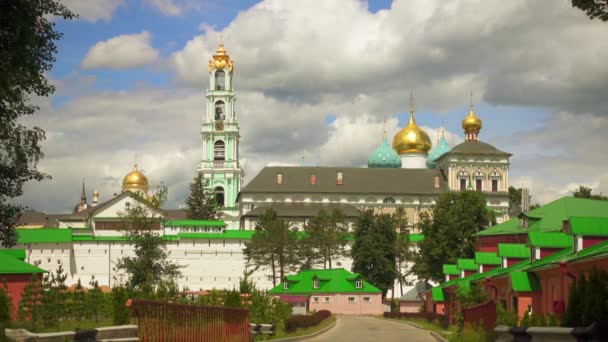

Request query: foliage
[
  {"left": 239, "top": 270, "right": 255, "bottom": 294},
  {"left": 572, "top": 185, "right": 608, "bottom": 201},
  {"left": 413, "top": 191, "right": 489, "bottom": 282},
  {"left": 248, "top": 290, "right": 292, "bottom": 325},
  {"left": 0, "top": 279, "right": 12, "bottom": 322},
  {"left": 299, "top": 209, "right": 348, "bottom": 270},
  {"left": 452, "top": 283, "right": 490, "bottom": 330},
  {"left": 572, "top": 0, "right": 608, "bottom": 21},
  {"left": 244, "top": 208, "right": 298, "bottom": 286},
  {"left": 116, "top": 185, "right": 182, "bottom": 294},
  {"left": 508, "top": 186, "right": 522, "bottom": 209},
  {"left": 563, "top": 267, "right": 608, "bottom": 327},
  {"left": 394, "top": 208, "right": 413, "bottom": 295},
  {"left": 223, "top": 290, "right": 242, "bottom": 308},
  {"left": 448, "top": 324, "right": 490, "bottom": 342},
  {"left": 496, "top": 302, "right": 518, "bottom": 327},
  {"left": 185, "top": 173, "right": 221, "bottom": 219},
  {"left": 41, "top": 264, "right": 67, "bottom": 330},
  {"left": 17, "top": 275, "right": 43, "bottom": 327},
  {"left": 112, "top": 286, "right": 131, "bottom": 326},
  {"left": 87, "top": 280, "right": 105, "bottom": 322},
  {"left": 284, "top": 310, "right": 331, "bottom": 333},
  {"left": 351, "top": 210, "right": 397, "bottom": 297}
]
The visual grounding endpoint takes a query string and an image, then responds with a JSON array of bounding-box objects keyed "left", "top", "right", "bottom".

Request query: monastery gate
[{"left": 131, "top": 300, "right": 251, "bottom": 341}]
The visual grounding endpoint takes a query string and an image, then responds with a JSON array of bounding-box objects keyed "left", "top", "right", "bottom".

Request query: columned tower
[{"left": 198, "top": 42, "right": 243, "bottom": 229}]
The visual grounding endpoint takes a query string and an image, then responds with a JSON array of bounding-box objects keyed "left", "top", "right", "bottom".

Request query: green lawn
[{"left": 254, "top": 315, "right": 336, "bottom": 341}]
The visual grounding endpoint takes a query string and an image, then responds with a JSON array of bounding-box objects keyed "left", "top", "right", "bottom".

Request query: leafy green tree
[
  {"left": 572, "top": 185, "right": 608, "bottom": 201},
  {"left": 112, "top": 285, "right": 130, "bottom": 325},
  {"left": 41, "top": 263, "right": 68, "bottom": 330},
  {"left": 572, "top": 0, "right": 608, "bottom": 21},
  {"left": 508, "top": 186, "right": 523, "bottom": 209},
  {"left": 0, "top": 0, "right": 75, "bottom": 247},
  {"left": 88, "top": 279, "right": 104, "bottom": 322},
  {"left": 351, "top": 210, "right": 397, "bottom": 297},
  {"left": 239, "top": 270, "right": 255, "bottom": 294},
  {"left": 393, "top": 208, "right": 413, "bottom": 296},
  {"left": 116, "top": 185, "right": 182, "bottom": 295},
  {"left": 0, "top": 278, "right": 12, "bottom": 322},
  {"left": 224, "top": 290, "right": 242, "bottom": 308},
  {"left": 17, "top": 275, "right": 43, "bottom": 327},
  {"left": 303, "top": 209, "right": 348, "bottom": 269},
  {"left": 244, "top": 208, "right": 298, "bottom": 286},
  {"left": 185, "top": 173, "right": 221, "bottom": 219},
  {"left": 413, "top": 191, "right": 489, "bottom": 282},
  {"left": 70, "top": 279, "right": 86, "bottom": 328}
]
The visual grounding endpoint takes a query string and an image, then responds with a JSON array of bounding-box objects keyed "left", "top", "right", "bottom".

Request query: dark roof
[
  {"left": 400, "top": 281, "right": 432, "bottom": 302},
  {"left": 437, "top": 140, "right": 511, "bottom": 161},
  {"left": 163, "top": 209, "right": 188, "bottom": 220},
  {"left": 243, "top": 202, "right": 360, "bottom": 218},
  {"left": 241, "top": 166, "right": 447, "bottom": 195},
  {"left": 16, "top": 210, "right": 63, "bottom": 227},
  {"left": 60, "top": 190, "right": 161, "bottom": 221}
]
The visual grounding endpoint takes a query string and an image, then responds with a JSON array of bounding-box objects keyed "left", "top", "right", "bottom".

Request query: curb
[
  {"left": 269, "top": 318, "right": 337, "bottom": 342},
  {"left": 430, "top": 331, "right": 449, "bottom": 342}
]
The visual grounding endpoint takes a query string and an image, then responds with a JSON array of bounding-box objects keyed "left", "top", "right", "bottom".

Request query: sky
[{"left": 15, "top": 0, "right": 608, "bottom": 213}]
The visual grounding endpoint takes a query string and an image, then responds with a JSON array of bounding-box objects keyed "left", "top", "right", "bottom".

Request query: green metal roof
[
  {"left": 16, "top": 228, "right": 73, "bottom": 243},
  {"left": 178, "top": 230, "right": 255, "bottom": 240},
  {"left": 164, "top": 220, "right": 226, "bottom": 227},
  {"left": 408, "top": 234, "right": 424, "bottom": 243},
  {"left": 431, "top": 287, "right": 447, "bottom": 302},
  {"left": 569, "top": 217, "right": 608, "bottom": 236},
  {"left": 498, "top": 244, "right": 530, "bottom": 259},
  {"left": 368, "top": 136, "right": 402, "bottom": 168},
  {"left": 475, "top": 252, "right": 502, "bottom": 265},
  {"left": 457, "top": 258, "right": 478, "bottom": 271},
  {"left": 526, "top": 197, "right": 608, "bottom": 232},
  {"left": 475, "top": 218, "right": 522, "bottom": 236},
  {"left": 559, "top": 240, "right": 608, "bottom": 264},
  {"left": 510, "top": 271, "right": 540, "bottom": 292},
  {"left": 0, "top": 251, "right": 46, "bottom": 274},
  {"left": 528, "top": 232, "right": 573, "bottom": 248},
  {"left": 443, "top": 264, "right": 460, "bottom": 275},
  {"left": 0, "top": 249, "right": 27, "bottom": 260},
  {"left": 268, "top": 268, "right": 381, "bottom": 295}
]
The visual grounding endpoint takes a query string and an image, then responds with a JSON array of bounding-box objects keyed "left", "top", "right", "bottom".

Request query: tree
[
  {"left": 244, "top": 208, "right": 298, "bottom": 286},
  {"left": 302, "top": 209, "right": 349, "bottom": 269},
  {"left": 17, "top": 275, "right": 43, "bottom": 327},
  {"left": 0, "top": 0, "right": 75, "bottom": 247},
  {"left": 393, "top": 208, "right": 413, "bottom": 296},
  {"left": 185, "top": 173, "right": 221, "bottom": 220},
  {"left": 413, "top": 191, "right": 489, "bottom": 283},
  {"left": 572, "top": 0, "right": 608, "bottom": 21},
  {"left": 351, "top": 210, "right": 397, "bottom": 297},
  {"left": 0, "top": 278, "right": 12, "bottom": 322},
  {"left": 115, "top": 185, "right": 182, "bottom": 295},
  {"left": 572, "top": 185, "right": 608, "bottom": 200},
  {"left": 508, "top": 186, "right": 523, "bottom": 209},
  {"left": 41, "top": 263, "right": 68, "bottom": 330},
  {"left": 88, "top": 279, "right": 104, "bottom": 323}
]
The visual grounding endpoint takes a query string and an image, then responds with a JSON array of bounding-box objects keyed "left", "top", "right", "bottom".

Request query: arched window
[
  {"left": 214, "top": 140, "right": 225, "bottom": 161},
  {"left": 215, "top": 101, "right": 225, "bottom": 120},
  {"left": 215, "top": 70, "right": 225, "bottom": 90},
  {"left": 383, "top": 197, "right": 395, "bottom": 204},
  {"left": 215, "top": 186, "right": 224, "bottom": 207}
]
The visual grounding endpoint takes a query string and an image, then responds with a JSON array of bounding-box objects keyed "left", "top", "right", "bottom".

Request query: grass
[{"left": 254, "top": 315, "right": 337, "bottom": 341}]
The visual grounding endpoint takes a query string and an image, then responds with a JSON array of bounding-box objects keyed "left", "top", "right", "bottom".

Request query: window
[
  {"left": 310, "top": 174, "right": 317, "bottom": 185},
  {"left": 215, "top": 70, "right": 225, "bottom": 90},
  {"left": 383, "top": 197, "right": 395, "bottom": 204},
  {"left": 347, "top": 296, "right": 356, "bottom": 303},
  {"left": 476, "top": 179, "right": 482, "bottom": 191},
  {"left": 313, "top": 296, "right": 319, "bottom": 303},
  {"left": 215, "top": 100, "right": 225, "bottom": 120},
  {"left": 214, "top": 140, "right": 225, "bottom": 161},
  {"left": 313, "top": 278, "right": 320, "bottom": 289},
  {"left": 125, "top": 201, "right": 131, "bottom": 208},
  {"left": 283, "top": 282, "right": 289, "bottom": 290},
  {"left": 363, "top": 296, "right": 371, "bottom": 303},
  {"left": 215, "top": 186, "right": 224, "bottom": 207},
  {"left": 277, "top": 173, "right": 283, "bottom": 185},
  {"left": 336, "top": 172, "right": 343, "bottom": 185},
  {"left": 323, "top": 297, "right": 330, "bottom": 303},
  {"left": 356, "top": 279, "right": 362, "bottom": 289},
  {"left": 460, "top": 178, "right": 467, "bottom": 191},
  {"left": 492, "top": 179, "right": 498, "bottom": 192}
]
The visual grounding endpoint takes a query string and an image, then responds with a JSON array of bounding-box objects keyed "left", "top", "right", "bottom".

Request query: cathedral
[{"left": 10, "top": 42, "right": 512, "bottom": 294}]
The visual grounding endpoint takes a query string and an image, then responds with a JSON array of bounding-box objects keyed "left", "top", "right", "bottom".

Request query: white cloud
[
  {"left": 143, "top": 0, "right": 203, "bottom": 16},
  {"left": 81, "top": 31, "right": 159, "bottom": 70},
  {"left": 61, "top": 0, "right": 124, "bottom": 22}
]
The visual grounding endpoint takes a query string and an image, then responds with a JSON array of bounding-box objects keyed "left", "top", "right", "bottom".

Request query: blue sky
[{"left": 16, "top": 0, "right": 608, "bottom": 212}]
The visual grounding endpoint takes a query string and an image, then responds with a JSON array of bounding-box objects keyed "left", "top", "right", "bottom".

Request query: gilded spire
[
  {"left": 462, "top": 90, "right": 482, "bottom": 141},
  {"left": 208, "top": 35, "right": 233, "bottom": 72},
  {"left": 409, "top": 92, "right": 415, "bottom": 114},
  {"left": 392, "top": 92, "right": 432, "bottom": 155}
]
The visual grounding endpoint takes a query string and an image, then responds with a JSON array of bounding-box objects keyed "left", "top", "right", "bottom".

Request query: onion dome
[
  {"left": 368, "top": 134, "right": 402, "bottom": 168},
  {"left": 208, "top": 39, "right": 233, "bottom": 72},
  {"left": 426, "top": 129, "right": 451, "bottom": 168},
  {"left": 462, "top": 92, "right": 482, "bottom": 141},
  {"left": 122, "top": 163, "right": 149, "bottom": 193},
  {"left": 392, "top": 94, "right": 432, "bottom": 155}
]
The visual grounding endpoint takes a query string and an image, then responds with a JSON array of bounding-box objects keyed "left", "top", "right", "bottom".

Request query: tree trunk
[{"left": 270, "top": 254, "right": 276, "bottom": 287}]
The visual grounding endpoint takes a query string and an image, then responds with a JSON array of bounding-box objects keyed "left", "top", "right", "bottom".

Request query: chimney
[
  {"left": 433, "top": 176, "right": 440, "bottom": 189},
  {"left": 93, "top": 190, "right": 99, "bottom": 206},
  {"left": 522, "top": 188, "right": 530, "bottom": 213}
]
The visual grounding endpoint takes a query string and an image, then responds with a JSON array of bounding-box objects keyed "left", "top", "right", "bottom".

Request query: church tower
[{"left": 198, "top": 41, "right": 243, "bottom": 229}]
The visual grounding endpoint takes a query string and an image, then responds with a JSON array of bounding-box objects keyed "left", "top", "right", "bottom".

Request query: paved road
[{"left": 308, "top": 315, "right": 437, "bottom": 342}]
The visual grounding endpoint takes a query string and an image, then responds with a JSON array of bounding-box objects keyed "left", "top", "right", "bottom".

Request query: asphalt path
[{"left": 307, "top": 315, "right": 437, "bottom": 342}]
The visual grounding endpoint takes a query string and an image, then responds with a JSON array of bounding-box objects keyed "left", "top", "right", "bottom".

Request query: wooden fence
[
  {"left": 462, "top": 300, "right": 496, "bottom": 333},
  {"left": 130, "top": 299, "right": 251, "bottom": 341}
]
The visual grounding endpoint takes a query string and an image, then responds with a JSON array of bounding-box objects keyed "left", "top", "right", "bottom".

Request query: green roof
[
  {"left": 476, "top": 218, "right": 522, "bottom": 236},
  {"left": 16, "top": 228, "right": 72, "bottom": 243},
  {"left": 178, "top": 230, "right": 255, "bottom": 240},
  {"left": 457, "top": 259, "right": 478, "bottom": 271},
  {"left": 528, "top": 232, "right": 573, "bottom": 248},
  {"left": 569, "top": 217, "right": 608, "bottom": 236},
  {"left": 0, "top": 250, "right": 46, "bottom": 274},
  {"left": 268, "top": 268, "right": 381, "bottom": 295},
  {"left": 164, "top": 220, "right": 226, "bottom": 227},
  {"left": 409, "top": 234, "right": 424, "bottom": 243},
  {"left": 0, "top": 249, "right": 27, "bottom": 260},
  {"left": 559, "top": 240, "right": 608, "bottom": 264},
  {"left": 510, "top": 271, "right": 540, "bottom": 292},
  {"left": 431, "top": 287, "right": 447, "bottom": 302},
  {"left": 475, "top": 252, "right": 502, "bottom": 265},
  {"left": 498, "top": 244, "right": 530, "bottom": 259},
  {"left": 443, "top": 264, "right": 460, "bottom": 275},
  {"left": 526, "top": 197, "right": 608, "bottom": 232}
]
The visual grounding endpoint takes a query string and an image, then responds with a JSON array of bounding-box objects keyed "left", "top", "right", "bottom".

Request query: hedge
[{"left": 284, "top": 310, "right": 331, "bottom": 333}]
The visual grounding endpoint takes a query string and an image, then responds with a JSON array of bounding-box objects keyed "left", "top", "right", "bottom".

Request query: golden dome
[
  {"left": 392, "top": 112, "right": 432, "bottom": 155},
  {"left": 462, "top": 109, "right": 482, "bottom": 133},
  {"left": 122, "top": 164, "right": 149, "bottom": 193},
  {"left": 208, "top": 42, "right": 233, "bottom": 72}
]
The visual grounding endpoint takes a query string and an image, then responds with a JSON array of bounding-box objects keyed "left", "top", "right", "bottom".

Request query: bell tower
[{"left": 198, "top": 41, "right": 243, "bottom": 229}]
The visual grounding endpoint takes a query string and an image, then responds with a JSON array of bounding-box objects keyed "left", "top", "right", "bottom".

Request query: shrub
[
  {"left": 284, "top": 310, "right": 331, "bottom": 333},
  {"left": 0, "top": 281, "right": 12, "bottom": 322},
  {"left": 112, "top": 286, "right": 131, "bottom": 325},
  {"left": 496, "top": 302, "right": 518, "bottom": 327},
  {"left": 563, "top": 267, "right": 608, "bottom": 327}
]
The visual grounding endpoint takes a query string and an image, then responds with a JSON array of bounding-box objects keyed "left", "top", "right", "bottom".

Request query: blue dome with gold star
[
  {"left": 426, "top": 131, "right": 451, "bottom": 168},
  {"left": 368, "top": 136, "right": 402, "bottom": 168}
]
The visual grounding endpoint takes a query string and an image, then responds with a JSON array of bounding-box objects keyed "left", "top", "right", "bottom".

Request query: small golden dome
[
  {"left": 392, "top": 112, "right": 432, "bottom": 155},
  {"left": 208, "top": 42, "right": 233, "bottom": 72},
  {"left": 462, "top": 109, "right": 482, "bottom": 133},
  {"left": 122, "top": 164, "right": 149, "bottom": 193}
]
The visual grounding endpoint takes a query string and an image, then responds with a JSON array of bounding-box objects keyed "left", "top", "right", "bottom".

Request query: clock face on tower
[{"left": 215, "top": 121, "right": 224, "bottom": 131}]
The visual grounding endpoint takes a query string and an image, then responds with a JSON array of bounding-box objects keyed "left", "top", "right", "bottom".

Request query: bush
[
  {"left": 0, "top": 282, "right": 12, "bottom": 322},
  {"left": 563, "top": 267, "right": 608, "bottom": 327},
  {"left": 284, "top": 310, "right": 331, "bottom": 333},
  {"left": 112, "top": 286, "right": 131, "bottom": 325},
  {"left": 496, "top": 302, "right": 518, "bottom": 327}
]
